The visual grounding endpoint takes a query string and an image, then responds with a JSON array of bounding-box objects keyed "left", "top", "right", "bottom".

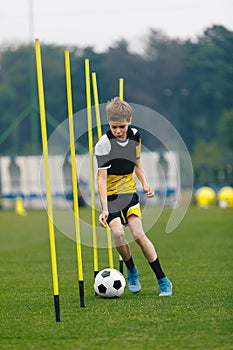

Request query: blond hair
[{"left": 105, "top": 97, "right": 133, "bottom": 122}]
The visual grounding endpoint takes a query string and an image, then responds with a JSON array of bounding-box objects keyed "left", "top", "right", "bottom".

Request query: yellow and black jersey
[{"left": 95, "top": 127, "right": 141, "bottom": 196}]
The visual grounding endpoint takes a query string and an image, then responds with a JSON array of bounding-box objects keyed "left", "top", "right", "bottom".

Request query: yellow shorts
[{"left": 107, "top": 193, "right": 141, "bottom": 225}]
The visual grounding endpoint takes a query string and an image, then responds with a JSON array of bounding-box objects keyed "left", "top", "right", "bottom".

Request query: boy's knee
[
  {"left": 131, "top": 228, "right": 145, "bottom": 241},
  {"left": 111, "top": 227, "right": 125, "bottom": 240},
  {"left": 135, "top": 234, "right": 147, "bottom": 246}
]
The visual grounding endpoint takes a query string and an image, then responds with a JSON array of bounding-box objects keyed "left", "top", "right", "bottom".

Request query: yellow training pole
[
  {"left": 64, "top": 50, "right": 85, "bottom": 307},
  {"left": 35, "top": 39, "right": 60, "bottom": 322},
  {"left": 92, "top": 72, "right": 114, "bottom": 269},
  {"left": 118, "top": 77, "right": 124, "bottom": 274},
  {"left": 92, "top": 72, "right": 102, "bottom": 140},
  {"left": 85, "top": 59, "right": 99, "bottom": 277},
  {"left": 119, "top": 78, "right": 124, "bottom": 102}
]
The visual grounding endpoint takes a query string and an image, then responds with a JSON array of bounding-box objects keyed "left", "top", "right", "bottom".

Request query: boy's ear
[{"left": 129, "top": 117, "right": 132, "bottom": 125}]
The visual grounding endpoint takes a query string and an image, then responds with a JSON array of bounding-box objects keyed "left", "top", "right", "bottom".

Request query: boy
[{"left": 95, "top": 97, "right": 172, "bottom": 296}]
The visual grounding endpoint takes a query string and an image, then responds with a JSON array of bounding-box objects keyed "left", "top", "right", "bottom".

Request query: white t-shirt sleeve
[{"left": 95, "top": 134, "right": 111, "bottom": 169}]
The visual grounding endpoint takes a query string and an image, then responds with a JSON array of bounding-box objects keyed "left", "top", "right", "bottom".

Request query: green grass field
[{"left": 0, "top": 206, "right": 233, "bottom": 350}]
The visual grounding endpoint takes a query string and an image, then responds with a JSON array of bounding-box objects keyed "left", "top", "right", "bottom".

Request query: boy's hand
[
  {"left": 143, "top": 185, "right": 154, "bottom": 198},
  {"left": 99, "top": 210, "right": 109, "bottom": 227}
]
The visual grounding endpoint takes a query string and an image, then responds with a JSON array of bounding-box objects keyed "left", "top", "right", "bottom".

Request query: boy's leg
[
  {"left": 127, "top": 215, "right": 172, "bottom": 296},
  {"left": 109, "top": 217, "right": 141, "bottom": 293},
  {"left": 109, "top": 217, "right": 131, "bottom": 260}
]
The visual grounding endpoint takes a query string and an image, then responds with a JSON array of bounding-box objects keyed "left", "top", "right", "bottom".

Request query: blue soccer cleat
[
  {"left": 127, "top": 266, "right": 141, "bottom": 293},
  {"left": 158, "top": 277, "right": 173, "bottom": 296}
]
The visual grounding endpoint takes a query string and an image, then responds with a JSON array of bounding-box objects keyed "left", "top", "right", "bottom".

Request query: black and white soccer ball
[{"left": 94, "top": 268, "right": 126, "bottom": 298}]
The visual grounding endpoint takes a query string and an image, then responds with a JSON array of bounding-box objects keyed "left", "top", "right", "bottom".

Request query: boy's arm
[
  {"left": 134, "top": 158, "right": 154, "bottom": 198},
  {"left": 97, "top": 169, "right": 109, "bottom": 227}
]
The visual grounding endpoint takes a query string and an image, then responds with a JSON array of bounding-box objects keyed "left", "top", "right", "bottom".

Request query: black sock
[
  {"left": 149, "top": 258, "right": 165, "bottom": 280},
  {"left": 124, "top": 256, "right": 135, "bottom": 270}
]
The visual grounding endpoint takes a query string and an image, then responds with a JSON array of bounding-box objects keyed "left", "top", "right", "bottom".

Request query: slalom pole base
[
  {"left": 94, "top": 271, "right": 99, "bottom": 295},
  {"left": 54, "top": 294, "right": 61, "bottom": 322},
  {"left": 79, "top": 281, "right": 85, "bottom": 308},
  {"left": 119, "top": 260, "right": 124, "bottom": 275}
]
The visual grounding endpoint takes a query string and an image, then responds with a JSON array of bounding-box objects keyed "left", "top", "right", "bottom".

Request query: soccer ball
[{"left": 94, "top": 268, "right": 126, "bottom": 298}]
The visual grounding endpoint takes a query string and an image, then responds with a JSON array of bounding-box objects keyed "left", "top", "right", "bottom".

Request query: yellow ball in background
[
  {"left": 195, "top": 186, "right": 216, "bottom": 207},
  {"left": 217, "top": 186, "right": 233, "bottom": 208}
]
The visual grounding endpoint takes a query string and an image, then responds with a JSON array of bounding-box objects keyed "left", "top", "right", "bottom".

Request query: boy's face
[{"left": 109, "top": 118, "right": 131, "bottom": 141}]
